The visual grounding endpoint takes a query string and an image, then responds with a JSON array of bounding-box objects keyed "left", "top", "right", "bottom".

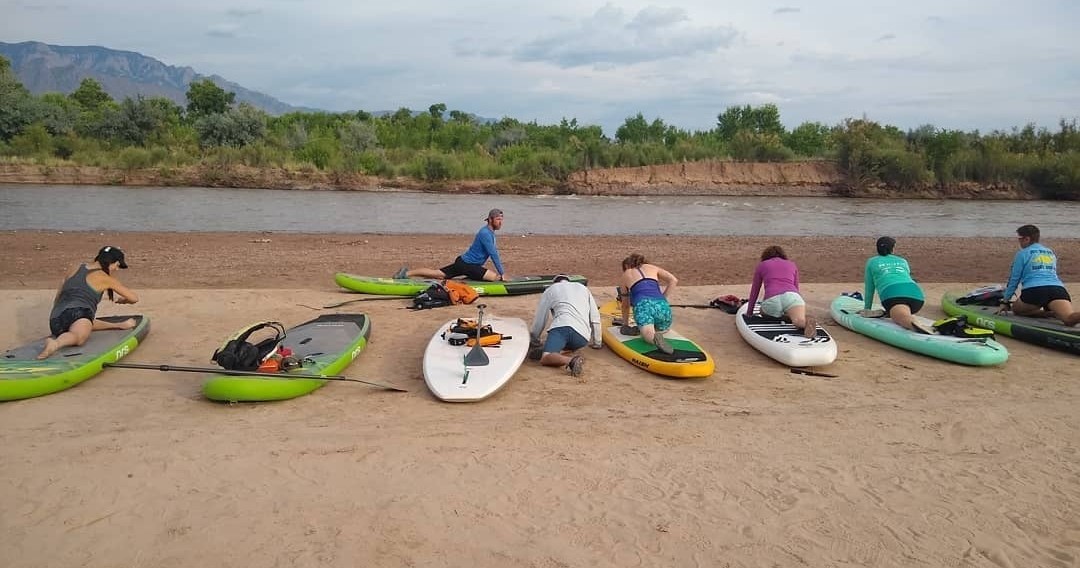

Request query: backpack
[
  {"left": 956, "top": 285, "right": 1005, "bottom": 306},
  {"left": 411, "top": 282, "right": 452, "bottom": 310},
  {"left": 212, "top": 321, "right": 287, "bottom": 371},
  {"left": 442, "top": 318, "right": 504, "bottom": 347},
  {"left": 410, "top": 280, "right": 481, "bottom": 310},
  {"left": 932, "top": 315, "right": 994, "bottom": 339},
  {"left": 443, "top": 280, "right": 480, "bottom": 305}
]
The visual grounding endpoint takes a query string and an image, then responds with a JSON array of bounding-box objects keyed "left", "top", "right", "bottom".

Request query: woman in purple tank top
[
  {"left": 618, "top": 253, "right": 678, "bottom": 354},
  {"left": 37, "top": 246, "right": 140, "bottom": 359}
]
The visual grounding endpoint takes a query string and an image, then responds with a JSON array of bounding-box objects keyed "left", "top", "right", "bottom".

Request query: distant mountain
[{"left": 0, "top": 41, "right": 313, "bottom": 115}]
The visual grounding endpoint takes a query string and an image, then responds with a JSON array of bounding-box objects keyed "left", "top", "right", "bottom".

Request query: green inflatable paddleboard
[
  {"left": 1, "top": 315, "right": 151, "bottom": 401},
  {"left": 202, "top": 313, "right": 371, "bottom": 402}
]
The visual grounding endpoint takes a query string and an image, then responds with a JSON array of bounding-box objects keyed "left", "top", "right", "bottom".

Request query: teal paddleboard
[{"left": 830, "top": 295, "right": 1008, "bottom": 366}]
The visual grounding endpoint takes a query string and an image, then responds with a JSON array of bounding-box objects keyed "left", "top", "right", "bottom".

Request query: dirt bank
[{"left": 0, "top": 161, "right": 1039, "bottom": 199}]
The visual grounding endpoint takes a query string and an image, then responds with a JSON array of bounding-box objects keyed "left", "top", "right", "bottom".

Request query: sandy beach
[{"left": 2, "top": 232, "right": 1079, "bottom": 567}]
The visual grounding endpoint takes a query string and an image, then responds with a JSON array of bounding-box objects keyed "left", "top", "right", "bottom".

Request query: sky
[{"left": 3, "top": 0, "right": 1079, "bottom": 136}]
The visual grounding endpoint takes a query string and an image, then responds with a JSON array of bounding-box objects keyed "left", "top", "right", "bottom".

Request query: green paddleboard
[
  {"left": 1, "top": 315, "right": 151, "bottom": 401},
  {"left": 334, "top": 273, "right": 587, "bottom": 296},
  {"left": 202, "top": 313, "right": 371, "bottom": 402}
]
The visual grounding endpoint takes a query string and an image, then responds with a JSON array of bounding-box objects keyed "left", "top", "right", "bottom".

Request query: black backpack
[
  {"left": 410, "top": 282, "right": 452, "bottom": 310},
  {"left": 212, "top": 321, "right": 287, "bottom": 371}
]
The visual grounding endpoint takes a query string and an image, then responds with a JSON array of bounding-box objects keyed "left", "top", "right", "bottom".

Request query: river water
[{"left": 2, "top": 184, "right": 1078, "bottom": 237}]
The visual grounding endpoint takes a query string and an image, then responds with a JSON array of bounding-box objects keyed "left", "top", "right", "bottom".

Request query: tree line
[{"left": 1, "top": 55, "right": 1077, "bottom": 198}]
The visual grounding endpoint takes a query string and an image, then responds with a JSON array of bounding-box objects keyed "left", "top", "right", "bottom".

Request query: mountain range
[{"left": 0, "top": 41, "right": 312, "bottom": 115}]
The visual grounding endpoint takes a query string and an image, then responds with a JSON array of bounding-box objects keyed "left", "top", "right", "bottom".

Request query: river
[{"left": 2, "top": 184, "right": 1078, "bottom": 237}]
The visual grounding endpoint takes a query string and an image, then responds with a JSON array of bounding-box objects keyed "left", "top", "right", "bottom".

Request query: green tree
[
  {"left": 185, "top": 79, "right": 236, "bottom": 118},
  {"left": 428, "top": 103, "right": 446, "bottom": 123},
  {"left": 97, "top": 96, "right": 169, "bottom": 146},
  {"left": 35, "top": 93, "right": 81, "bottom": 136},
  {"left": 0, "top": 55, "right": 38, "bottom": 141},
  {"left": 9, "top": 123, "right": 53, "bottom": 157},
  {"left": 338, "top": 120, "right": 379, "bottom": 153},
  {"left": 70, "top": 78, "right": 113, "bottom": 111},
  {"left": 715, "top": 103, "right": 785, "bottom": 142},
  {"left": 784, "top": 121, "right": 831, "bottom": 157},
  {"left": 195, "top": 103, "right": 267, "bottom": 147}
]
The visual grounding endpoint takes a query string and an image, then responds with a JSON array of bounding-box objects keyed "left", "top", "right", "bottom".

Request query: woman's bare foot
[
  {"left": 803, "top": 315, "right": 818, "bottom": 338},
  {"left": 36, "top": 338, "right": 60, "bottom": 360},
  {"left": 119, "top": 318, "right": 137, "bottom": 330}
]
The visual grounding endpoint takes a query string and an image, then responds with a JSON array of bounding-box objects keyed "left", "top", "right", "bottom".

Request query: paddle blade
[
  {"left": 463, "top": 303, "right": 490, "bottom": 366},
  {"left": 463, "top": 344, "right": 490, "bottom": 366}
]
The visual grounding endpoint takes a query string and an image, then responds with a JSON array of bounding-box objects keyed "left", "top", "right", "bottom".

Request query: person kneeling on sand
[
  {"left": 860, "top": 237, "right": 930, "bottom": 333},
  {"left": 618, "top": 253, "right": 678, "bottom": 354},
  {"left": 745, "top": 245, "right": 817, "bottom": 338},
  {"left": 37, "top": 246, "right": 139, "bottom": 359},
  {"left": 999, "top": 224, "right": 1080, "bottom": 326},
  {"left": 393, "top": 208, "right": 509, "bottom": 282},
  {"left": 529, "top": 274, "right": 602, "bottom": 377}
]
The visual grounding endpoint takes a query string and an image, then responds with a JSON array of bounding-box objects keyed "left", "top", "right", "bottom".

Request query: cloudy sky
[{"left": 3, "top": 0, "right": 1078, "bottom": 136}]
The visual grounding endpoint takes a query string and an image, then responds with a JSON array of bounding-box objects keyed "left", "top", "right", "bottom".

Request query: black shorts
[
  {"left": 882, "top": 297, "right": 924, "bottom": 314},
  {"left": 49, "top": 307, "right": 95, "bottom": 337},
  {"left": 440, "top": 256, "right": 489, "bottom": 281},
  {"left": 1019, "top": 285, "right": 1071, "bottom": 309}
]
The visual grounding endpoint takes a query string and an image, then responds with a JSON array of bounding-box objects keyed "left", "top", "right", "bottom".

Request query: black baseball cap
[
  {"left": 95, "top": 245, "right": 128, "bottom": 269},
  {"left": 553, "top": 274, "right": 571, "bottom": 283}
]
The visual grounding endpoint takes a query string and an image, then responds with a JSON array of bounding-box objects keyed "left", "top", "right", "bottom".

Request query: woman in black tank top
[{"left": 37, "top": 246, "right": 140, "bottom": 359}]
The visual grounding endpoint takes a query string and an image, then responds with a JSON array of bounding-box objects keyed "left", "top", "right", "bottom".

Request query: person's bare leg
[
  {"left": 406, "top": 268, "right": 447, "bottom": 279},
  {"left": 539, "top": 351, "right": 573, "bottom": 367},
  {"left": 788, "top": 305, "right": 818, "bottom": 338},
  {"left": 37, "top": 318, "right": 92, "bottom": 359},
  {"left": 93, "top": 318, "right": 136, "bottom": 331},
  {"left": 786, "top": 304, "right": 807, "bottom": 328},
  {"left": 481, "top": 269, "right": 500, "bottom": 282},
  {"left": 1011, "top": 299, "right": 1048, "bottom": 317},
  {"left": 888, "top": 304, "right": 916, "bottom": 331},
  {"left": 1045, "top": 298, "right": 1080, "bottom": 326}
]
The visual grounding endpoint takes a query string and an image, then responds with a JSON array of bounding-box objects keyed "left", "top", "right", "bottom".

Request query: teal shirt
[{"left": 864, "top": 254, "right": 924, "bottom": 309}]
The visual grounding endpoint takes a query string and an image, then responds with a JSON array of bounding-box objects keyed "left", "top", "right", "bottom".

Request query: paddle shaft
[
  {"left": 323, "top": 296, "right": 407, "bottom": 308},
  {"left": 102, "top": 362, "right": 407, "bottom": 391}
]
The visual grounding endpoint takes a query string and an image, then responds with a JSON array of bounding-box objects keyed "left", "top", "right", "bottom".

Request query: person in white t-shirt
[{"left": 528, "top": 274, "right": 602, "bottom": 378}]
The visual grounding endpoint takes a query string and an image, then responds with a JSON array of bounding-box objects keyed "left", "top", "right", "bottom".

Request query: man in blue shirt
[
  {"left": 394, "top": 209, "right": 508, "bottom": 282},
  {"left": 1000, "top": 224, "right": 1080, "bottom": 326}
]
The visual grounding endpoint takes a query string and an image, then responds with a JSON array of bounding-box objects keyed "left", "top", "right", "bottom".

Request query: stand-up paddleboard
[
  {"left": 1, "top": 315, "right": 151, "bottom": 401},
  {"left": 599, "top": 300, "right": 714, "bottom": 378},
  {"left": 943, "top": 290, "right": 1080, "bottom": 356},
  {"left": 203, "top": 314, "right": 371, "bottom": 402},
  {"left": 830, "top": 295, "right": 1008, "bottom": 366},
  {"left": 736, "top": 302, "right": 837, "bottom": 368},
  {"left": 335, "top": 273, "right": 587, "bottom": 296},
  {"left": 423, "top": 306, "right": 528, "bottom": 401}
]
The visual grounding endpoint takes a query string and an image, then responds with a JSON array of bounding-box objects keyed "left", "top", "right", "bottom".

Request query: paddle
[
  {"left": 790, "top": 368, "right": 838, "bottom": 378},
  {"left": 320, "top": 296, "right": 407, "bottom": 309},
  {"left": 670, "top": 296, "right": 746, "bottom": 315},
  {"left": 463, "top": 303, "right": 490, "bottom": 367},
  {"left": 102, "top": 362, "right": 408, "bottom": 392}
]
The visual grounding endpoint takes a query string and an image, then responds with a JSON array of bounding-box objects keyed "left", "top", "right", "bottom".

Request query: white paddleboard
[
  {"left": 423, "top": 315, "right": 529, "bottom": 402},
  {"left": 736, "top": 302, "right": 838, "bottom": 368}
]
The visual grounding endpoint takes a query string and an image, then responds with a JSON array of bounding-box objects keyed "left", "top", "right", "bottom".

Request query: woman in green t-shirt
[{"left": 861, "top": 237, "right": 927, "bottom": 333}]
